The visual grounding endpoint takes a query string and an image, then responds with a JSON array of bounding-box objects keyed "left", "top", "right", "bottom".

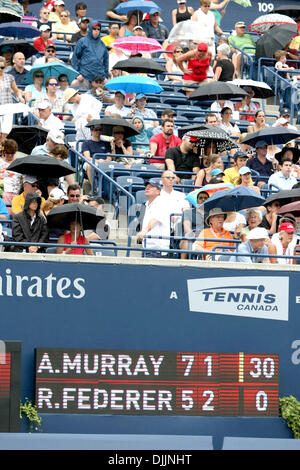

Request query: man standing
[
  {"left": 72, "top": 20, "right": 109, "bottom": 89},
  {"left": 268, "top": 158, "right": 298, "bottom": 190},
  {"left": 165, "top": 134, "right": 201, "bottom": 182},
  {"left": 247, "top": 140, "right": 274, "bottom": 184},
  {"left": 149, "top": 119, "right": 182, "bottom": 168},
  {"left": 141, "top": 10, "right": 169, "bottom": 41},
  {"left": 136, "top": 179, "right": 171, "bottom": 258},
  {"left": 9, "top": 52, "right": 28, "bottom": 87}
]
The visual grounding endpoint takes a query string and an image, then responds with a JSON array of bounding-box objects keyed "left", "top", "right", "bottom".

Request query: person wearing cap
[
  {"left": 268, "top": 157, "right": 298, "bottom": 191},
  {"left": 72, "top": 17, "right": 90, "bottom": 42},
  {"left": 172, "top": 0, "right": 194, "bottom": 26},
  {"left": 141, "top": 10, "right": 169, "bottom": 41},
  {"left": 0, "top": 45, "right": 13, "bottom": 71},
  {"left": 129, "top": 94, "right": 159, "bottom": 129},
  {"left": 31, "top": 129, "right": 65, "bottom": 156},
  {"left": 72, "top": 20, "right": 109, "bottom": 89},
  {"left": 136, "top": 179, "right": 172, "bottom": 258},
  {"left": 12, "top": 191, "right": 48, "bottom": 253},
  {"left": 42, "top": 187, "right": 65, "bottom": 216},
  {"left": 105, "top": 90, "right": 129, "bottom": 118},
  {"left": 10, "top": 52, "right": 29, "bottom": 87},
  {"left": 63, "top": 87, "right": 103, "bottom": 141},
  {"left": 49, "top": 0, "right": 65, "bottom": 23},
  {"left": 35, "top": 99, "right": 64, "bottom": 132},
  {"left": 11, "top": 177, "right": 46, "bottom": 216},
  {"left": 236, "top": 165, "right": 261, "bottom": 194},
  {"left": 34, "top": 43, "right": 64, "bottom": 65},
  {"left": 176, "top": 42, "right": 211, "bottom": 96},
  {"left": 149, "top": 119, "right": 182, "bottom": 169},
  {"left": 165, "top": 134, "right": 201, "bottom": 182},
  {"left": 272, "top": 107, "right": 298, "bottom": 131},
  {"left": 228, "top": 21, "right": 256, "bottom": 78},
  {"left": 223, "top": 150, "right": 253, "bottom": 186},
  {"left": 247, "top": 140, "right": 274, "bottom": 184},
  {"left": 271, "top": 222, "right": 298, "bottom": 264},
  {"left": 33, "top": 24, "right": 54, "bottom": 52},
  {"left": 230, "top": 227, "right": 270, "bottom": 263},
  {"left": 193, "top": 207, "right": 235, "bottom": 260},
  {"left": 119, "top": 10, "right": 143, "bottom": 37},
  {"left": 191, "top": 0, "right": 226, "bottom": 60},
  {"left": 51, "top": 9, "right": 79, "bottom": 43}
]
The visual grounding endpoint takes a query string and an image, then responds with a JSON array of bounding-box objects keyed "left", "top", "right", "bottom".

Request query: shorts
[{"left": 182, "top": 78, "right": 210, "bottom": 92}]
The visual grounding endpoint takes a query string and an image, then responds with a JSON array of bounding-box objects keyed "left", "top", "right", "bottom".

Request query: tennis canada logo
[{"left": 187, "top": 276, "right": 289, "bottom": 321}]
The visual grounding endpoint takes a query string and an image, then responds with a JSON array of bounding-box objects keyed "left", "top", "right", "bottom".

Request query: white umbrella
[
  {"left": 167, "top": 20, "right": 203, "bottom": 45},
  {"left": 249, "top": 13, "right": 296, "bottom": 33},
  {"left": 230, "top": 79, "right": 274, "bottom": 98}
]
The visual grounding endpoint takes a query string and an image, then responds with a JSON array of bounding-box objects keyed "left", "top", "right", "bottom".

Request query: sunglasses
[
  {"left": 69, "top": 194, "right": 81, "bottom": 198},
  {"left": 92, "top": 27, "right": 101, "bottom": 31},
  {"left": 31, "top": 183, "right": 39, "bottom": 188},
  {"left": 92, "top": 127, "right": 102, "bottom": 131},
  {"left": 46, "top": 49, "right": 55, "bottom": 53},
  {"left": 49, "top": 82, "right": 58, "bottom": 86},
  {"left": 35, "top": 74, "right": 44, "bottom": 78},
  {"left": 114, "top": 131, "right": 124, "bottom": 134}
]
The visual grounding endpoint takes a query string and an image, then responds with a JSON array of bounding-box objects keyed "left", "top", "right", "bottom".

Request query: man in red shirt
[
  {"left": 33, "top": 24, "right": 55, "bottom": 52},
  {"left": 148, "top": 119, "right": 182, "bottom": 169}
]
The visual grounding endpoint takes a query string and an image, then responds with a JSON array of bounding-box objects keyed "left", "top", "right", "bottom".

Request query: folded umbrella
[
  {"left": 255, "top": 23, "right": 298, "bottom": 59},
  {"left": 7, "top": 125, "right": 48, "bottom": 154},
  {"left": 188, "top": 82, "right": 248, "bottom": 102},
  {"left": 105, "top": 74, "right": 163, "bottom": 94},
  {"left": 26, "top": 61, "right": 79, "bottom": 86},
  {"left": 86, "top": 117, "right": 139, "bottom": 138},
  {"left": 0, "top": 21, "right": 40, "bottom": 38},
  {"left": 6, "top": 154, "right": 75, "bottom": 178},
  {"left": 199, "top": 186, "right": 265, "bottom": 213},
  {"left": 112, "top": 57, "right": 166, "bottom": 75},
  {"left": 241, "top": 127, "right": 300, "bottom": 147},
  {"left": 47, "top": 203, "right": 104, "bottom": 231}
]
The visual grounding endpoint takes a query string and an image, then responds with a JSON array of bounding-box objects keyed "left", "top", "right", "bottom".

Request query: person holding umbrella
[
  {"left": 12, "top": 191, "right": 48, "bottom": 254},
  {"left": 119, "top": 10, "right": 143, "bottom": 37},
  {"left": 56, "top": 219, "right": 94, "bottom": 255}
]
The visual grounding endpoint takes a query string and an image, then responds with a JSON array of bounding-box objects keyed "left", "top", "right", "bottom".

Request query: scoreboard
[
  {"left": 0, "top": 341, "right": 21, "bottom": 432},
  {"left": 35, "top": 348, "right": 279, "bottom": 417}
]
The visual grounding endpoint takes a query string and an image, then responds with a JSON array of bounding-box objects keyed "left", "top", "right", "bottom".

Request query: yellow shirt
[
  {"left": 289, "top": 35, "right": 300, "bottom": 51},
  {"left": 223, "top": 166, "right": 253, "bottom": 186}
]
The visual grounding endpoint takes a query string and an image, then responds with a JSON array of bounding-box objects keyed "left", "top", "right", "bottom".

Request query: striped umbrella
[
  {"left": 111, "top": 36, "right": 162, "bottom": 54},
  {"left": 249, "top": 13, "right": 297, "bottom": 33},
  {"left": 185, "top": 183, "right": 235, "bottom": 207}
]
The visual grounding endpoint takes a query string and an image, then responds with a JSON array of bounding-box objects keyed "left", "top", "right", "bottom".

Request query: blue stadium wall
[
  {"left": 0, "top": 253, "right": 299, "bottom": 444},
  {"left": 31, "top": 0, "right": 292, "bottom": 35}
]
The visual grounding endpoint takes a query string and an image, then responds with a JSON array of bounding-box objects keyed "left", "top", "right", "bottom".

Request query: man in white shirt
[
  {"left": 160, "top": 170, "right": 190, "bottom": 215},
  {"left": 104, "top": 90, "right": 129, "bottom": 118},
  {"left": 268, "top": 158, "right": 298, "bottom": 190},
  {"left": 272, "top": 106, "right": 298, "bottom": 131},
  {"left": 136, "top": 179, "right": 172, "bottom": 257},
  {"left": 36, "top": 99, "right": 64, "bottom": 132}
]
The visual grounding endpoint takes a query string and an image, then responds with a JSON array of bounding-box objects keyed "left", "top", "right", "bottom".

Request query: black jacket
[{"left": 12, "top": 191, "right": 49, "bottom": 252}]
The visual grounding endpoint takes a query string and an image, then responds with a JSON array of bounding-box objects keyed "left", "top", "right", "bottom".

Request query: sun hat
[
  {"left": 205, "top": 207, "right": 227, "bottom": 225},
  {"left": 246, "top": 227, "right": 269, "bottom": 240},
  {"left": 63, "top": 88, "right": 79, "bottom": 103}
]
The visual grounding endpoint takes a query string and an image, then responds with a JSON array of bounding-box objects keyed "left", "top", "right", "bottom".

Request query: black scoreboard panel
[
  {"left": 0, "top": 341, "right": 21, "bottom": 431},
  {"left": 35, "top": 349, "right": 279, "bottom": 417}
]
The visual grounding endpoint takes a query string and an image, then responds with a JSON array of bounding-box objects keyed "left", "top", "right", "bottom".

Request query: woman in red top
[
  {"left": 56, "top": 220, "right": 94, "bottom": 255},
  {"left": 177, "top": 42, "right": 211, "bottom": 95}
]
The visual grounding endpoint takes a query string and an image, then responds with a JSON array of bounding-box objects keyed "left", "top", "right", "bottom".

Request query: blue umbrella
[
  {"left": 26, "top": 61, "right": 79, "bottom": 85},
  {"left": 104, "top": 74, "right": 163, "bottom": 94},
  {"left": 199, "top": 186, "right": 265, "bottom": 213},
  {"left": 115, "top": 0, "right": 161, "bottom": 14},
  {"left": 0, "top": 22, "right": 40, "bottom": 38}
]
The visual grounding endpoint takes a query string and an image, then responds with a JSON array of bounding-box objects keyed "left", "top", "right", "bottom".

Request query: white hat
[
  {"left": 54, "top": 0, "right": 65, "bottom": 5},
  {"left": 246, "top": 227, "right": 269, "bottom": 240},
  {"left": 23, "top": 175, "right": 38, "bottom": 184},
  {"left": 39, "top": 24, "right": 51, "bottom": 32},
  {"left": 47, "top": 130, "right": 64, "bottom": 144},
  {"left": 49, "top": 187, "right": 65, "bottom": 200},
  {"left": 38, "top": 99, "right": 51, "bottom": 110}
]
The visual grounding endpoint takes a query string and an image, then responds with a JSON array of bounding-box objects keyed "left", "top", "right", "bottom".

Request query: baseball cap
[
  {"left": 211, "top": 168, "right": 224, "bottom": 176},
  {"left": 39, "top": 24, "right": 51, "bottom": 32},
  {"left": 275, "top": 117, "right": 289, "bottom": 125},
  {"left": 234, "top": 149, "right": 248, "bottom": 159},
  {"left": 23, "top": 175, "right": 38, "bottom": 184},
  {"left": 38, "top": 99, "right": 51, "bottom": 110},
  {"left": 280, "top": 107, "right": 291, "bottom": 116},
  {"left": 77, "top": 16, "right": 90, "bottom": 25},
  {"left": 177, "top": 0, "right": 186, "bottom": 3},
  {"left": 47, "top": 130, "right": 65, "bottom": 144},
  {"left": 49, "top": 187, "right": 65, "bottom": 200},
  {"left": 54, "top": 0, "right": 65, "bottom": 5},
  {"left": 115, "top": 90, "right": 126, "bottom": 97},
  {"left": 255, "top": 140, "right": 268, "bottom": 148},
  {"left": 146, "top": 178, "right": 161, "bottom": 189},
  {"left": 239, "top": 166, "right": 251, "bottom": 175},
  {"left": 246, "top": 227, "right": 269, "bottom": 240},
  {"left": 135, "top": 93, "right": 146, "bottom": 100},
  {"left": 197, "top": 42, "right": 208, "bottom": 52},
  {"left": 133, "top": 25, "right": 143, "bottom": 31},
  {"left": 46, "top": 43, "right": 56, "bottom": 50},
  {"left": 278, "top": 222, "right": 296, "bottom": 233},
  {"left": 235, "top": 21, "right": 246, "bottom": 27}
]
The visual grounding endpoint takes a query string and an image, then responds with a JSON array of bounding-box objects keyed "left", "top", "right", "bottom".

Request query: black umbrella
[
  {"left": 241, "top": 127, "right": 300, "bottom": 147},
  {"left": 178, "top": 124, "right": 209, "bottom": 139},
  {"left": 273, "top": 4, "right": 300, "bottom": 18},
  {"left": 6, "top": 154, "right": 75, "bottom": 178},
  {"left": 188, "top": 82, "right": 248, "bottom": 102},
  {"left": 263, "top": 188, "right": 300, "bottom": 207},
  {"left": 112, "top": 57, "right": 166, "bottom": 75},
  {"left": 7, "top": 125, "right": 48, "bottom": 154},
  {"left": 185, "top": 127, "right": 239, "bottom": 153},
  {"left": 255, "top": 23, "right": 298, "bottom": 59},
  {"left": 47, "top": 203, "right": 104, "bottom": 231},
  {"left": 86, "top": 117, "right": 139, "bottom": 138},
  {"left": 0, "top": 39, "right": 37, "bottom": 59}
]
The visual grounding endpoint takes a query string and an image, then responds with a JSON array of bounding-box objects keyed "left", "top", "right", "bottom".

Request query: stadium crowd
[{"left": 0, "top": 0, "right": 300, "bottom": 262}]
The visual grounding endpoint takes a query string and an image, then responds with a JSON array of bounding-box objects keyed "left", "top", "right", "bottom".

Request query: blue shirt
[
  {"left": 230, "top": 240, "right": 268, "bottom": 263},
  {"left": 268, "top": 171, "right": 298, "bottom": 190},
  {"left": 81, "top": 139, "right": 111, "bottom": 159},
  {"left": 247, "top": 156, "right": 273, "bottom": 178}
]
